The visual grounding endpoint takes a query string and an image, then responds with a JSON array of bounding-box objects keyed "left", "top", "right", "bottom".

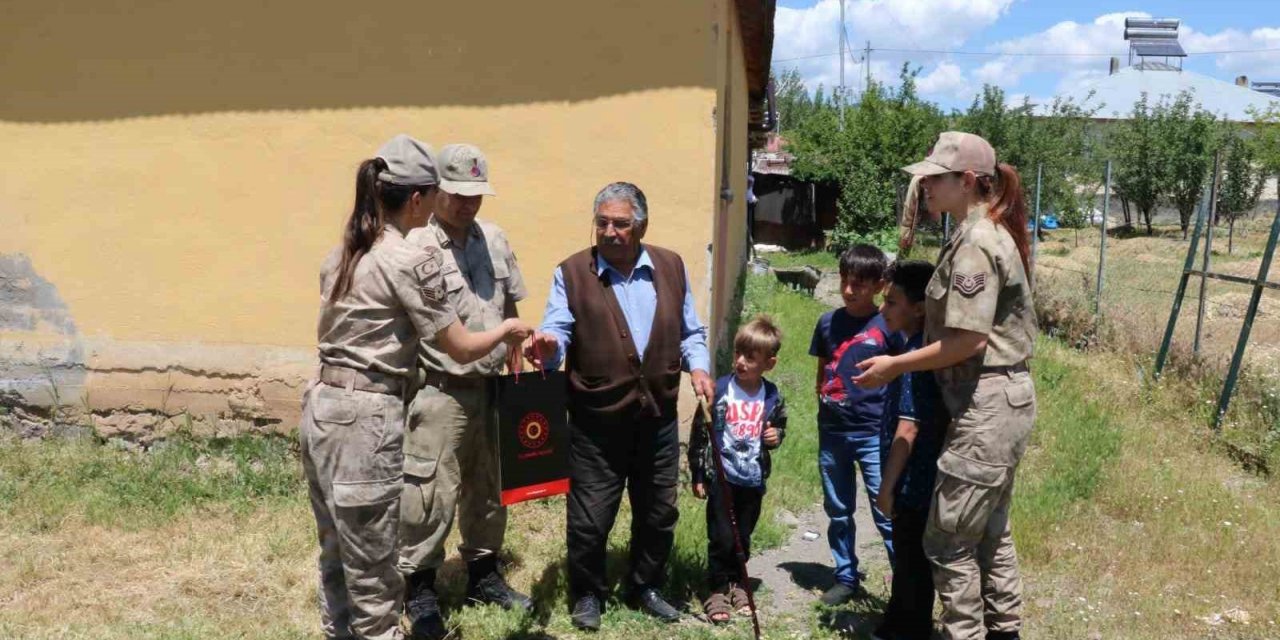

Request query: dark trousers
[
  {"left": 880, "top": 506, "right": 936, "bottom": 640},
  {"left": 705, "top": 479, "right": 764, "bottom": 591},
  {"left": 566, "top": 414, "right": 679, "bottom": 602}
]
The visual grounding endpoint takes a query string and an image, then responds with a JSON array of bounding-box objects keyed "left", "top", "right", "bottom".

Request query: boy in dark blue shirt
[
  {"left": 808, "top": 244, "right": 895, "bottom": 605},
  {"left": 872, "top": 260, "right": 946, "bottom": 640}
]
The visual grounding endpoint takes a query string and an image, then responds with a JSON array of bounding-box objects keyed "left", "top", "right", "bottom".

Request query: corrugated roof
[{"left": 1050, "top": 65, "right": 1280, "bottom": 123}]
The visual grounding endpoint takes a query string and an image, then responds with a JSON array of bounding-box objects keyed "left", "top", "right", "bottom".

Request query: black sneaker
[
  {"left": 987, "top": 632, "right": 1021, "bottom": 640},
  {"left": 466, "top": 556, "right": 533, "bottom": 612},
  {"left": 819, "top": 582, "right": 866, "bottom": 606},
  {"left": 570, "top": 594, "right": 603, "bottom": 631},
  {"left": 627, "top": 588, "right": 680, "bottom": 623},
  {"left": 404, "top": 569, "right": 447, "bottom": 640}
]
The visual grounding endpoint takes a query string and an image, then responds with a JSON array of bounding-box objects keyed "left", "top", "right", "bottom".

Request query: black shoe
[
  {"left": 466, "top": 556, "right": 533, "bottom": 612},
  {"left": 819, "top": 582, "right": 866, "bottom": 606},
  {"left": 987, "top": 632, "right": 1021, "bottom": 640},
  {"left": 627, "top": 588, "right": 680, "bottom": 623},
  {"left": 404, "top": 569, "right": 447, "bottom": 640},
  {"left": 570, "top": 594, "right": 602, "bottom": 631}
]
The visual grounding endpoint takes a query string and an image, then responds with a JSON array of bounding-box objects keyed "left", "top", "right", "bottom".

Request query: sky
[{"left": 772, "top": 0, "right": 1280, "bottom": 111}]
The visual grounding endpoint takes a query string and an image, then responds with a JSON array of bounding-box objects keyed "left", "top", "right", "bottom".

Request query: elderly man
[
  {"left": 401, "top": 144, "right": 532, "bottom": 640},
  {"left": 527, "top": 182, "right": 713, "bottom": 631}
]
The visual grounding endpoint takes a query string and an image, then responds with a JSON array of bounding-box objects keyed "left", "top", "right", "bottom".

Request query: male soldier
[{"left": 400, "top": 144, "right": 533, "bottom": 640}]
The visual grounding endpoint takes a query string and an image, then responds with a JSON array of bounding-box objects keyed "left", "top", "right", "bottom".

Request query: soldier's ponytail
[
  {"left": 330, "top": 158, "right": 388, "bottom": 301},
  {"left": 979, "top": 163, "right": 1031, "bottom": 274}
]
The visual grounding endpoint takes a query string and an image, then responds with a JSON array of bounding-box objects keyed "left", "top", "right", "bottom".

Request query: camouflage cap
[
  {"left": 376, "top": 134, "right": 439, "bottom": 187},
  {"left": 437, "top": 144, "right": 496, "bottom": 197},
  {"left": 902, "top": 131, "right": 996, "bottom": 177}
]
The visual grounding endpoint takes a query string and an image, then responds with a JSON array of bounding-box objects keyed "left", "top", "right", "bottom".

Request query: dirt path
[{"left": 750, "top": 496, "right": 892, "bottom": 617}]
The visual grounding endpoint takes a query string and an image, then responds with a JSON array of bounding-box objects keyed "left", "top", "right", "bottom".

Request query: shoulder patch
[
  {"left": 413, "top": 252, "right": 441, "bottom": 283},
  {"left": 952, "top": 272, "right": 987, "bottom": 297}
]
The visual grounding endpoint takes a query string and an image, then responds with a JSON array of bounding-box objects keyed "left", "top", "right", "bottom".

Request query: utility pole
[
  {"left": 865, "top": 41, "right": 872, "bottom": 94},
  {"left": 838, "top": 0, "right": 845, "bottom": 130}
]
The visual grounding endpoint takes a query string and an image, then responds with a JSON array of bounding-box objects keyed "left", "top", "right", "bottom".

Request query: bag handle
[{"left": 512, "top": 340, "right": 546, "bottom": 384}]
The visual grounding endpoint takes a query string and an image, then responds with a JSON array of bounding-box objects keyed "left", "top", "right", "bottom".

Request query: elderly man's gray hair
[{"left": 593, "top": 182, "right": 648, "bottom": 224}]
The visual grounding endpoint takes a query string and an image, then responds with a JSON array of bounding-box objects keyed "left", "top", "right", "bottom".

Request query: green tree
[
  {"left": 1162, "top": 93, "right": 1220, "bottom": 238},
  {"left": 773, "top": 68, "right": 814, "bottom": 134},
  {"left": 1247, "top": 105, "right": 1280, "bottom": 175},
  {"left": 788, "top": 64, "right": 947, "bottom": 251},
  {"left": 1109, "top": 94, "right": 1170, "bottom": 235},
  {"left": 954, "top": 86, "right": 1099, "bottom": 233},
  {"left": 1218, "top": 130, "right": 1267, "bottom": 253}
]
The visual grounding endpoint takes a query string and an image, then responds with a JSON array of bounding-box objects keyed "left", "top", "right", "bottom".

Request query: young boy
[
  {"left": 872, "top": 260, "right": 947, "bottom": 640},
  {"left": 808, "top": 243, "right": 895, "bottom": 605},
  {"left": 688, "top": 315, "right": 788, "bottom": 625}
]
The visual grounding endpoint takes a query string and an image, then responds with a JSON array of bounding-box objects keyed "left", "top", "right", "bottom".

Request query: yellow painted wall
[
  {"left": 0, "top": 0, "right": 752, "bottom": 427},
  {"left": 709, "top": 0, "right": 753, "bottom": 360}
]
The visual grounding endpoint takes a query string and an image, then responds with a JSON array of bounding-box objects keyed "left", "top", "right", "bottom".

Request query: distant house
[
  {"left": 1049, "top": 18, "right": 1280, "bottom": 123},
  {"left": 750, "top": 134, "right": 839, "bottom": 249}
]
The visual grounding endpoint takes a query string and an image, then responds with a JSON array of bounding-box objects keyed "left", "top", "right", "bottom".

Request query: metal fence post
[
  {"left": 1154, "top": 187, "right": 1208, "bottom": 379},
  {"left": 1096, "top": 161, "right": 1111, "bottom": 316},
  {"left": 1032, "top": 163, "right": 1042, "bottom": 289},
  {"left": 1194, "top": 151, "right": 1222, "bottom": 355},
  {"left": 1215, "top": 174, "right": 1280, "bottom": 431}
]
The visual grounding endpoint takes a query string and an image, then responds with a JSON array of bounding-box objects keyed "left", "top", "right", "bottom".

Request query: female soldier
[
  {"left": 855, "top": 132, "right": 1036, "bottom": 640},
  {"left": 303, "top": 134, "right": 531, "bottom": 640}
]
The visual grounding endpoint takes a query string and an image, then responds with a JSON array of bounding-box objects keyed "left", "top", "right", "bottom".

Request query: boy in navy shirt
[
  {"left": 809, "top": 244, "right": 894, "bottom": 605},
  {"left": 872, "top": 260, "right": 946, "bottom": 640},
  {"left": 689, "top": 316, "right": 788, "bottom": 624}
]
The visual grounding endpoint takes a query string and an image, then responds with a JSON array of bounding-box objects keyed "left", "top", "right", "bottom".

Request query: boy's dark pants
[
  {"left": 882, "top": 506, "right": 936, "bottom": 639},
  {"left": 706, "top": 478, "right": 764, "bottom": 591}
]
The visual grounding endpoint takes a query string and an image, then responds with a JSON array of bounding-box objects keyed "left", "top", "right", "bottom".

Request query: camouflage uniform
[
  {"left": 301, "top": 133, "right": 457, "bottom": 640},
  {"left": 304, "top": 223, "right": 457, "bottom": 640},
  {"left": 923, "top": 205, "right": 1038, "bottom": 640},
  {"left": 399, "top": 216, "right": 527, "bottom": 573}
]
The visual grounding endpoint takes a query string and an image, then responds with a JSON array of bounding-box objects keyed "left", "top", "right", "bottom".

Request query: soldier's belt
[
  {"left": 421, "top": 370, "right": 491, "bottom": 392},
  {"left": 977, "top": 362, "right": 1030, "bottom": 378},
  {"left": 319, "top": 364, "right": 406, "bottom": 396}
]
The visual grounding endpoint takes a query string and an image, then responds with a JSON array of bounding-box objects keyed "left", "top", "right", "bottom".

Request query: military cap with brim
[
  {"left": 437, "top": 143, "right": 496, "bottom": 197},
  {"left": 376, "top": 134, "right": 439, "bottom": 186},
  {"left": 902, "top": 131, "right": 997, "bottom": 177}
]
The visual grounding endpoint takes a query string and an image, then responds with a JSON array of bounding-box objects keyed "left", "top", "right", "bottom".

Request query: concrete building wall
[{"left": 0, "top": 0, "right": 754, "bottom": 439}]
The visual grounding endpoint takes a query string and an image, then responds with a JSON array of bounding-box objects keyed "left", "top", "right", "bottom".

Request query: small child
[
  {"left": 809, "top": 244, "right": 896, "bottom": 605},
  {"left": 873, "top": 260, "right": 947, "bottom": 640},
  {"left": 688, "top": 315, "right": 788, "bottom": 625}
]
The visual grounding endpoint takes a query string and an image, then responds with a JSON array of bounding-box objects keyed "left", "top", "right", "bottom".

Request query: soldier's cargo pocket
[
  {"left": 333, "top": 477, "right": 400, "bottom": 507},
  {"left": 312, "top": 391, "right": 357, "bottom": 426},
  {"left": 1004, "top": 377, "right": 1035, "bottom": 409},
  {"left": 332, "top": 477, "right": 401, "bottom": 565},
  {"left": 933, "top": 450, "right": 1008, "bottom": 536}
]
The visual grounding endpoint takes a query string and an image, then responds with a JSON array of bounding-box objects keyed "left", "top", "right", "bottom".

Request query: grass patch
[
  {"left": 760, "top": 249, "right": 839, "bottom": 272},
  {"left": 0, "top": 432, "right": 303, "bottom": 532}
]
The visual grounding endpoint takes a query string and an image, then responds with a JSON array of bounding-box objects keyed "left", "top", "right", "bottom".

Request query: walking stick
[{"left": 698, "top": 396, "right": 762, "bottom": 640}]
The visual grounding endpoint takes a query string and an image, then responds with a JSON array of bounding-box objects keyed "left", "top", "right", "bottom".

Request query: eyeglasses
[{"left": 594, "top": 217, "right": 634, "bottom": 231}]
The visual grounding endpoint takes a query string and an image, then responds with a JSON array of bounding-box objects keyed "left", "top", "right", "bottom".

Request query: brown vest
[{"left": 560, "top": 244, "right": 686, "bottom": 424}]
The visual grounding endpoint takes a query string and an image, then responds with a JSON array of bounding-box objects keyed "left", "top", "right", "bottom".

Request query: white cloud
[
  {"left": 772, "top": 0, "right": 1014, "bottom": 98},
  {"left": 772, "top": 5, "right": 1280, "bottom": 107},
  {"left": 917, "top": 61, "right": 968, "bottom": 98}
]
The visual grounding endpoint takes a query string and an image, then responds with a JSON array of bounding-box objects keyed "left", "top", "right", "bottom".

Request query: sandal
[
  {"left": 729, "top": 583, "right": 752, "bottom": 615},
  {"left": 703, "top": 591, "right": 731, "bottom": 624}
]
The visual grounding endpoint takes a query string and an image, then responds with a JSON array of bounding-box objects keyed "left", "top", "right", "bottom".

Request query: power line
[{"left": 774, "top": 45, "right": 1280, "bottom": 64}]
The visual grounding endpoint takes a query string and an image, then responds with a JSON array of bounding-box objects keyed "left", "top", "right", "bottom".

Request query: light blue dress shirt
[{"left": 538, "top": 247, "right": 710, "bottom": 372}]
